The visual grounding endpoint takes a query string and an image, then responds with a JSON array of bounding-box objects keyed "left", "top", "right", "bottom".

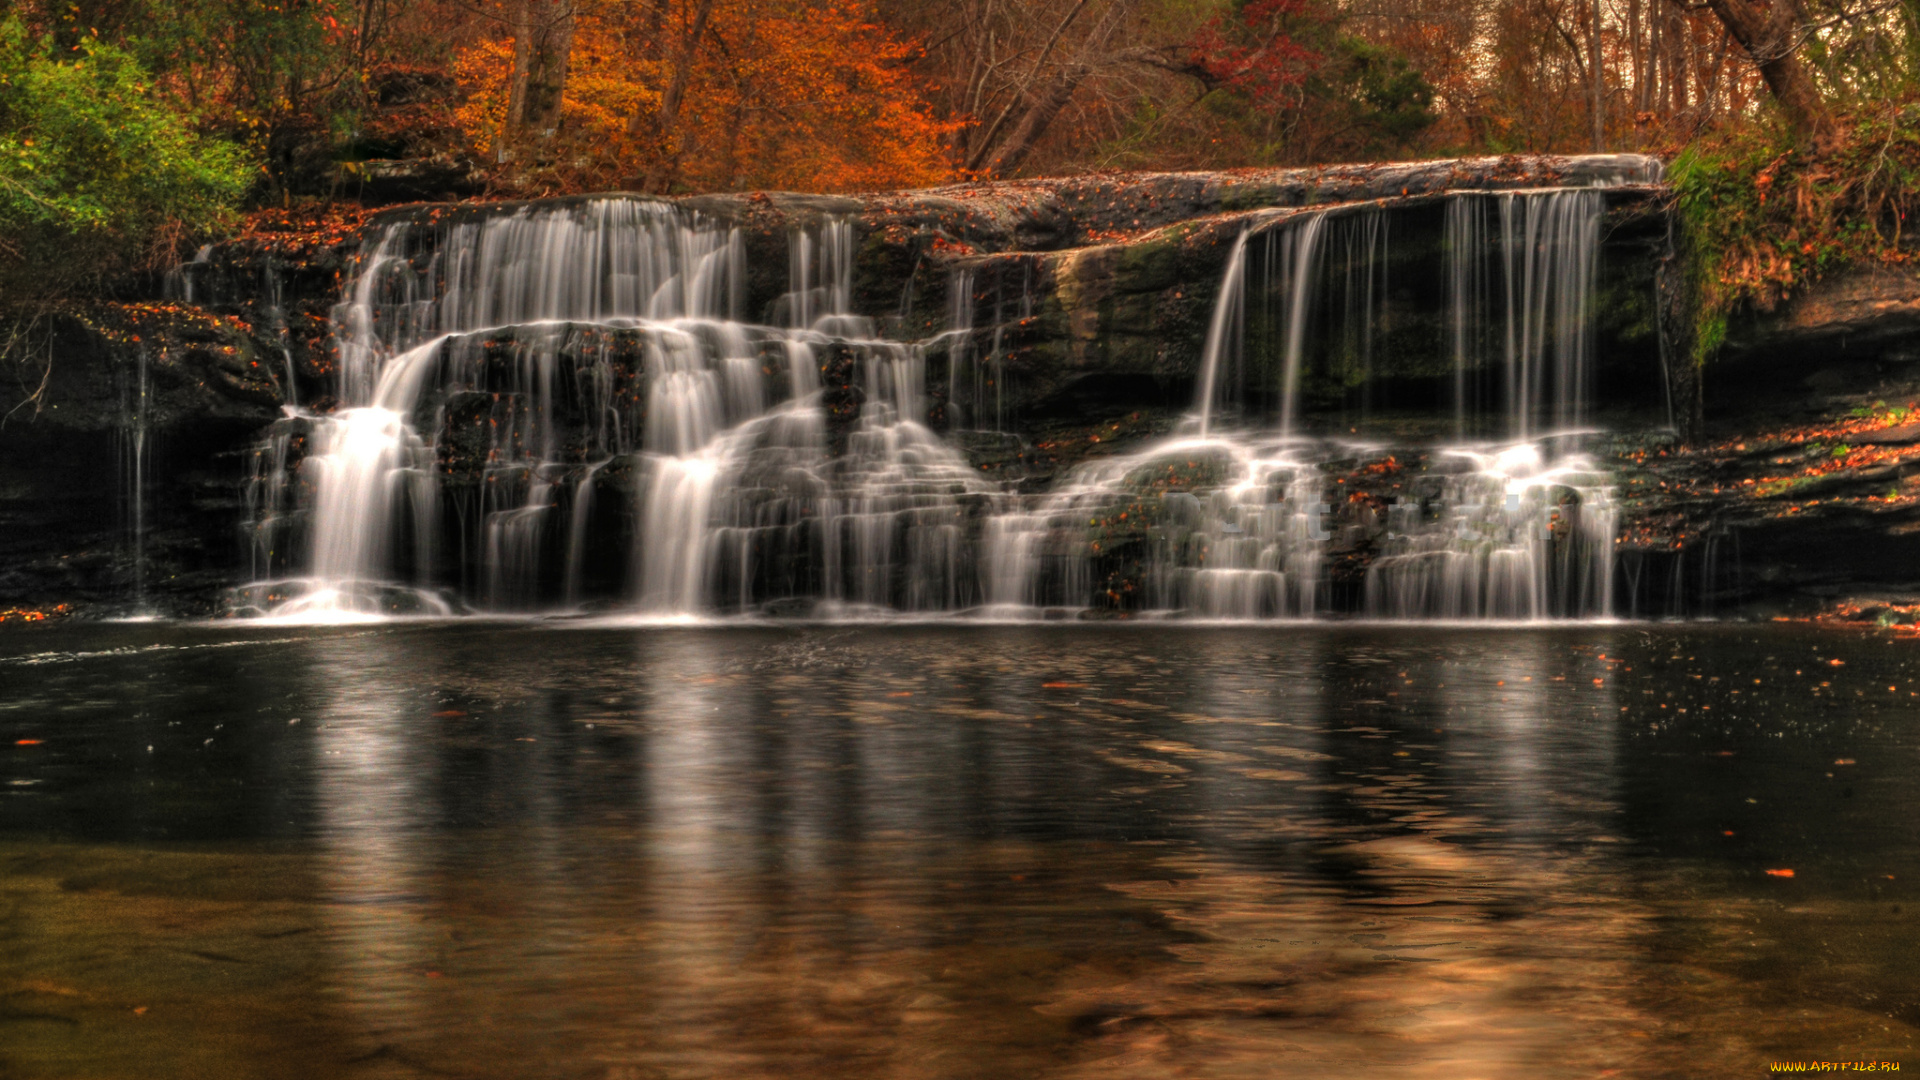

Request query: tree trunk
[
  {"left": 507, "top": 0, "right": 533, "bottom": 139},
  {"left": 1630, "top": 0, "right": 1647, "bottom": 115},
  {"left": 981, "top": 72, "right": 1086, "bottom": 176},
  {"left": 973, "top": 0, "right": 1132, "bottom": 177},
  {"left": 963, "top": 0, "right": 1091, "bottom": 173},
  {"left": 524, "top": 2, "right": 575, "bottom": 134},
  {"left": 1698, "top": 0, "right": 1839, "bottom": 153},
  {"left": 638, "top": 0, "right": 719, "bottom": 192},
  {"left": 1589, "top": 0, "right": 1606, "bottom": 150},
  {"left": 506, "top": 1, "right": 575, "bottom": 141}
]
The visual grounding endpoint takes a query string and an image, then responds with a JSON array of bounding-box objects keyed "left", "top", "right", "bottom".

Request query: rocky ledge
[{"left": 10, "top": 153, "right": 1920, "bottom": 618}]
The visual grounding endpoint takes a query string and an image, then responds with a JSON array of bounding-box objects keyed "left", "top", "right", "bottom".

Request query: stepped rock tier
[{"left": 12, "top": 154, "right": 1920, "bottom": 620}]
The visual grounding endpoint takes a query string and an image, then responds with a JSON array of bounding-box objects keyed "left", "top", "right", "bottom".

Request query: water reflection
[
  {"left": 0, "top": 624, "right": 1916, "bottom": 1076},
  {"left": 309, "top": 633, "right": 435, "bottom": 1049}
]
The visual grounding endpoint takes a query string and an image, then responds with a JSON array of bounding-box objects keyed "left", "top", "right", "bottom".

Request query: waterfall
[
  {"left": 943, "top": 258, "right": 1033, "bottom": 434},
  {"left": 1274, "top": 213, "right": 1329, "bottom": 440},
  {"left": 232, "top": 181, "right": 1623, "bottom": 623},
  {"left": 1359, "top": 189, "right": 1612, "bottom": 619},
  {"left": 943, "top": 269, "right": 974, "bottom": 428},
  {"left": 1194, "top": 231, "right": 1249, "bottom": 438},
  {"left": 1478, "top": 190, "right": 1603, "bottom": 439},
  {"left": 1447, "top": 198, "right": 1490, "bottom": 439},
  {"left": 118, "top": 343, "right": 152, "bottom": 615},
  {"left": 1363, "top": 444, "right": 1615, "bottom": 619},
  {"left": 249, "top": 199, "right": 755, "bottom": 618},
  {"left": 1332, "top": 211, "right": 1389, "bottom": 422},
  {"left": 245, "top": 198, "right": 999, "bottom": 620},
  {"left": 161, "top": 244, "right": 212, "bottom": 304}
]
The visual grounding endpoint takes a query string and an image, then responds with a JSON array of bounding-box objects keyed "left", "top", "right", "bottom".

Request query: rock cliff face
[
  {"left": 1731, "top": 265, "right": 1920, "bottom": 355},
  {"left": 0, "top": 306, "right": 282, "bottom": 613},
  {"left": 10, "top": 151, "right": 1919, "bottom": 619}
]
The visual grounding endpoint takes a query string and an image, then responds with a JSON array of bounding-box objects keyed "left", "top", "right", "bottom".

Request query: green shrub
[
  {"left": 0, "top": 15, "right": 251, "bottom": 305},
  {"left": 1670, "top": 101, "right": 1920, "bottom": 365}
]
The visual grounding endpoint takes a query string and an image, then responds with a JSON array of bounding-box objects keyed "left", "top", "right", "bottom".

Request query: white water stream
[{"left": 236, "top": 186, "right": 1620, "bottom": 622}]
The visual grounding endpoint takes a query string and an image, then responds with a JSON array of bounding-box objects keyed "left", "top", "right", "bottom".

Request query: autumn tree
[
  {"left": 1697, "top": 0, "right": 1839, "bottom": 152},
  {"left": 453, "top": 0, "right": 956, "bottom": 193},
  {"left": 881, "top": 0, "right": 1434, "bottom": 176}
]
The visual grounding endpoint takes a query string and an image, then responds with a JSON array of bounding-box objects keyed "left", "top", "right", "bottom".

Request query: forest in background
[{"left": 2, "top": 0, "right": 1919, "bottom": 338}]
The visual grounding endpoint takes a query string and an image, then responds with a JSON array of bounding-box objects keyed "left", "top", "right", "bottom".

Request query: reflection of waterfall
[{"left": 311, "top": 635, "right": 433, "bottom": 1041}]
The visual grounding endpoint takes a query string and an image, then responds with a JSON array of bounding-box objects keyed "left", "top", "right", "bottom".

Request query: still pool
[{"left": 1, "top": 621, "right": 1915, "bottom": 1078}]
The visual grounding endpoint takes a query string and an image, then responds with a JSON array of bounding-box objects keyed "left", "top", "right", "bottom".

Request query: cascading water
[
  {"left": 242, "top": 198, "right": 999, "bottom": 620},
  {"left": 978, "top": 221, "right": 1335, "bottom": 620},
  {"left": 235, "top": 181, "right": 1624, "bottom": 623},
  {"left": 941, "top": 258, "right": 1034, "bottom": 434},
  {"left": 981, "top": 190, "right": 1615, "bottom": 622},
  {"left": 1363, "top": 443, "right": 1615, "bottom": 619},
  {"left": 1439, "top": 190, "right": 1603, "bottom": 439},
  {"left": 1359, "top": 188, "right": 1611, "bottom": 617}
]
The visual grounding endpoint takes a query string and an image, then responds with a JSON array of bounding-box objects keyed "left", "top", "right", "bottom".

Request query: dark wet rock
[
  {"left": 0, "top": 306, "right": 286, "bottom": 615},
  {"left": 334, "top": 154, "right": 484, "bottom": 204},
  {"left": 1730, "top": 265, "right": 1920, "bottom": 356},
  {"left": 1857, "top": 422, "right": 1920, "bottom": 445}
]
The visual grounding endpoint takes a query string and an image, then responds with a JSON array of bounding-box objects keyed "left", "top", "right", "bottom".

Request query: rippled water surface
[{"left": 3, "top": 621, "right": 1917, "bottom": 1078}]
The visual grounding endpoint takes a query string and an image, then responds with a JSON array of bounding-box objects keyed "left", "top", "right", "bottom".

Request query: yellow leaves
[
  {"left": 451, "top": 0, "right": 954, "bottom": 195},
  {"left": 450, "top": 38, "right": 513, "bottom": 157}
]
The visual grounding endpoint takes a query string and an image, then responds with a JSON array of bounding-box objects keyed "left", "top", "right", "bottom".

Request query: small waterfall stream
[
  {"left": 238, "top": 184, "right": 1621, "bottom": 622},
  {"left": 118, "top": 344, "right": 152, "bottom": 616}
]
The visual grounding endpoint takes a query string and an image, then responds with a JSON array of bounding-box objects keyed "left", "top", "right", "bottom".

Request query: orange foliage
[{"left": 454, "top": 0, "right": 957, "bottom": 195}]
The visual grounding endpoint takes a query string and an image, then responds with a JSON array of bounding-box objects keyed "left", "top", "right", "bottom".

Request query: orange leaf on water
[
  {"left": 432, "top": 710, "right": 466, "bottom": 718},
  {"left": 1041, "top": 682, "right": 1087, "bottom": 689},
  {"left": 1765, "top": 868, "right": 1796, "bottom": 878},
  {"left": 14, "top": 739, "right": 42, "bottom": 746},
  {"left": 887, "top": 692, "right": 913, "bottom": 698}
]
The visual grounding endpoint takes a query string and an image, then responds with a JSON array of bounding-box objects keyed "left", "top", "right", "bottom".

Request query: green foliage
[
  {"left": 1331, "top": 38, "right": 1436, "bottom": 147},
  {"left": 109, "top": 0, "right": 362, "bottom": 139},
  {"left": 0, "top": 16, "right": 250, "bottom": 301},
  {"left": 1670, "top": 100, "right": 1920, "bottom": 365},
  {"left": 1103, "top": 31, "right": 1435, "bottom": 169}
]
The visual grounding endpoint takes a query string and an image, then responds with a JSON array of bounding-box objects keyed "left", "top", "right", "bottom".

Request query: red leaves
[{"left": 1186, "top": 0, "right": 1323, "bottom": 105}]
